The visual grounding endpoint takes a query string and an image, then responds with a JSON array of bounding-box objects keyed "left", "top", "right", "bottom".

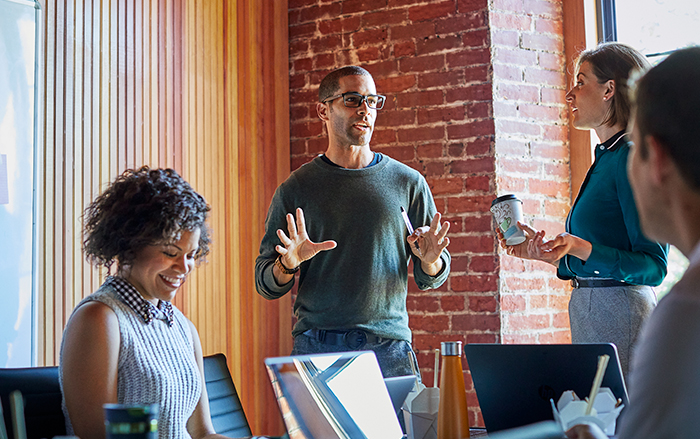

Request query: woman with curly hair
[{"left": 59, "top": 167, "right": 232, "bottom": 438}]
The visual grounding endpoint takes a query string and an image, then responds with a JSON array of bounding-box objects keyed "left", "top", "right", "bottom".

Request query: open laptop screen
[
  {"left": 264, "top": 351, "right": 404, "bottom": 439},
  {"left": 465, "top": 343, "right": 628, "bottom": 433}
]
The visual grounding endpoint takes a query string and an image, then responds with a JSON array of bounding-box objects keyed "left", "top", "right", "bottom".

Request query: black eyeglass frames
[{"left": 322, "top": 92, "right": 386, "bottom": 110}]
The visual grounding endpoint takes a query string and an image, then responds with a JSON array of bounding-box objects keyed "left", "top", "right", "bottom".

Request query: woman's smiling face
[{"left": 121, "top": 228, "right": 200, "bottom": 305}]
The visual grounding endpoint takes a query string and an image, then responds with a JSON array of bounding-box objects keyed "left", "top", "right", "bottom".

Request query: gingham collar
[{"left": 105, "top": 276, "right": 174, "bottom": 327}]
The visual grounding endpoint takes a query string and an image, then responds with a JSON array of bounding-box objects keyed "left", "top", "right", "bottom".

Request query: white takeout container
[{"left": 551, "top": 387, "right": 624, "bottom": 436}]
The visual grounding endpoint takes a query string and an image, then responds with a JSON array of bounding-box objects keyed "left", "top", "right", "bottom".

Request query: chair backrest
[
  {"left": 0, "top": 366, "right": 66, "bottom": 439},
  {"left": 203, "top": 353, "right": 252, "bottom": 437}
]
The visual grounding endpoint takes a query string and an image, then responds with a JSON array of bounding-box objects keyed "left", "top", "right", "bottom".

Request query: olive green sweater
[{"left": 255, "top": 155, "right": 450, "bottom": 342}]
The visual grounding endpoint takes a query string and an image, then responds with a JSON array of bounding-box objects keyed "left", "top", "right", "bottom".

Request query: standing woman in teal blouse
[{"left": 498, "top": 43, "right": 668, "bottom": 377}]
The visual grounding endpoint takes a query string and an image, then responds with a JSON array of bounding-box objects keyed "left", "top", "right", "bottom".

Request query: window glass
[
  {"left": 0, "top": 0, "right": 40, "bottom": 367},
  {"left": 616, "top": 0, "right": 700, "bottom": 61}
]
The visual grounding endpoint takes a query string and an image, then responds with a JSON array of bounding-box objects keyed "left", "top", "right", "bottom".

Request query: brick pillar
[
  {"left": 288, "top": 0, "right": 571, "bottom": 428},
  {"left": 490, "top": 0, "right": 572, "bottom": 345}
]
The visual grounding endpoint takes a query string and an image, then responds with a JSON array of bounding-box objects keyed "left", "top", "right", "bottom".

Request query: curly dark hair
[{"left": 83, "top": 166, "right": 211, "bottom": 270}]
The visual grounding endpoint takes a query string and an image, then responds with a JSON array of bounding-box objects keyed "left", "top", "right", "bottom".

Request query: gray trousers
[{"left": 569, "top": 284, "right": 656, "bottom": 379}]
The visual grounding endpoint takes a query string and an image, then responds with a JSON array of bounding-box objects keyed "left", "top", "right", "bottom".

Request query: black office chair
[
  {"left": 203, "top": 353, "right": 253, "bottom": 437},
  {"left": 0, "top": 366, "right": 67, "bottom": 439}
]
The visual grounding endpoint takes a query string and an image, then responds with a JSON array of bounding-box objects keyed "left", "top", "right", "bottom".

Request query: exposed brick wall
[
  {"left": 490, "top": 0, "right": 572, "bottom": 346},
  {"left": 288, "top": 0, "right": 571, "bottom": 428}
]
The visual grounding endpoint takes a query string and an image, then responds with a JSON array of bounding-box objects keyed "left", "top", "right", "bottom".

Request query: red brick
[
  {"left": 288, "top": 0, "right": 316, "bottom": 8},
  {"left": 424, "top": 161, "right": 448, "bottom": 176},
  {"left": 352, "top": 28, "right": 388, "bottom": 47},
  {"left": 504, "top": 276, "right": 546, "bottom": 291},
  {"left": 457, "top": 0, "right": 488, "bottom": 13},
  {"left": 539, "top": 330, "right": 571, "bottom": 344},
  {"left": 465, "top": 137, "right": 493, "bottom": 156},
  {"left": 426, "top": 177, "right": 462, "bottom": 196},
  {"left": 532, "top": 141, "right": 568, "bottom": 160},
  {"left": 356, "top": 46, "right": 381, "bottom": 63},
  {"left": 462, "top": 29, "right": 489, "bottom": 48},
  {"left": 290, "top": 139, "right": 306, "bottom": 155},
  {"left": 535, "top": 17, "right": 562, "bottom": 35},
  {"left": 418, "top": 70, "right": 464, "bottom": 89},
  {"left": 411, "top": 314, "right": 451, "bottom": 332},
  {"left": 393, "top": 40, "right": 416, "bottom": 58},
  {"left": 495, "top": 138, "right": 528, "bottom": 155},
  {"left": 436, "top": 12, "right": 487, "bottom": 34},
  {"left": 390, "top": 22, "right": 436, "bottom": 41},
  {"left": 530, "top": 294, "right": 548, "bottom": 309},
  {"left": 299, "top": 3, "right": 343, "bottom": 24},
  {"left": 290, "top": 41, "right": 311, "bottom": 58},
  {"left": 450, "top": 156, "right": 495, "bottom": 174},
  {"left": 314, "top": 53, "right": 336, "bottom": 69},
  {"left": 492, "top": 0, "right": 526, "bottom": 9},
  {"left": 462, "top": 214, "right": 492, "bottom": 233},
  {"left": 407, "top": 295, "right": 440, "bottom": 313},
  {"left": 446, "top": 48, "right": 491, "bottom": 67},
  {"left": 341, "top": 0, "right": 388, "bottom": 14},
  {"left": 529, "top": 178, "right": 568, "bottom": 197},
  {"left": 399, "top": 54, "right": 446, "bottom": 73},
  {"left": 544, "top": 199, "right": 569, "bottom": 217},
  {"left": 290, "top": 104, "right": 308, "bottom": 120},
  {"left": 397, "top": 126, "right": 444, "bottom": 143},
  {"left": 361, "top": 8, "right": 408, "bottom": 28},
  {"left": 452, "top": 313, "right": 500, "bottom": 331},
  {"left": 497, "top": 176, "right": 527, "bottom": 193},
  {"left": 442, "top": 294, "right": 467, "bottom": 312},
  {"left": 379, "top": 109, "right": 416, "bottom": 127},
  {"left": 494, "top": 101, "right": 517, "bottom": 118},
  {"left": 290, "top": 120, "right": 323, "bottom": 138},
  {"left": 553, "top": 311, "right": 569, "bottom": 328},
  {"left": 447, "top": 120, "right": 496, "bottom": 140},
  {"left": 520, "top": 103, "right": 563, "bottom": 121},
  {"left": 464, "top": 64, "right": 489, "bottom": 83},
  {"left": 448, "top": 235, "right": 495, "bottom": 255},
  {"left": 469, "top": 255, "right": 497, "bottom": 273},
  {"left": 549, "top": 293, "right": 570, "bottom": 310},
  {"left": 364, "top": 60, "right": 400, "bottom": 77},
  {"left": 370, "top": 128, "right": 397, "bottom": 145},
  {"left": 289, "top": 22, "right": 317, "bottom": 39},
  {"left": 543, "top": 124, "right": 567, "bottom": 142},
  {"left": 446, "top": 83, "right": 493, "bottom": 103},
  {"left": 417, "top": 106, "right": 466, "bottom": 124},
  {"left": 502, "top": 334, "right": 536, "bottom": 344},
  {"left": 501, "top": 294, "right": 526, "bottom": 312},
  {"left": 469, "top": 295, "right": 498, "bottom": 312},
  {"left": 408, "top": 1, "right": 457, "bottom": 22},
  {"left": 417, "top": 35, "right": 463, "bottom": 56},
  {"left": 538, "top": 52, "right": 564, "bottom": 71},
  {"left": 307, "top": 137, "right": 327, "bottom": 154},
  {"left": 465, "top": 175, "right": 491, "bottom": 191},
  {"left": 544, "top": 162, "right": 569, "bottom": 179},
  {"left": 375, "top": 144, "right": 415, "bottom": 161},
  {"left": 542, "top": 87, "right": 567, "bottom": 104},
  {"left": 416, "top": 143, "right": 445, "bottom": 158},
  {"left": 466, "top": 333, "right": 499, "bottom": 344},
  {"left": 396, "top": 90, "right": 444, "bottom": 108},
  {"left": 291, "top": 155, "right": 313, "bottom": 171},
  {"left": 466, "top": 101, "right": 491, "bottom": 118}
]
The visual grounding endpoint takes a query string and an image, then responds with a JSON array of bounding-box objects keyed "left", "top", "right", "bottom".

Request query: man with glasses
[{"left": 255, "top": 66, "right": 451, "bottom": 378}]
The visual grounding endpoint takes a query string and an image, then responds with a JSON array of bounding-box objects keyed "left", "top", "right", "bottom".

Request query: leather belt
[
  {"left": 571, "top": 278, "right": 628, "bottom": 288},
  {"left": 303, "top": 328, "right": 383, "bottom": 350}
]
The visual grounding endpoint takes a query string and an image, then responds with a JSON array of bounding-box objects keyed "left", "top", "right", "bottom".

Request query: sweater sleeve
[
  {"left": 255, "top": 184, "right": 296, "bottom": 300},
  {"left": 560, "top": 148, "right": 668, "bottom": 285}
]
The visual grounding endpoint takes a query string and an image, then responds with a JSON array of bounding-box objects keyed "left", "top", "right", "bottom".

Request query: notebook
[
  {"left": 264, "top": 351, "right": 404, "bottom": 439},
  {"left": 464, "top": 343, "right": 628, "bottom": 433}
]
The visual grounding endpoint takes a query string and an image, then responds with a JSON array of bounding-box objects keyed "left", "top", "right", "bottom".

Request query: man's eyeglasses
[{"left": 322, "top": 92, "right": 386, "bottom": 110}]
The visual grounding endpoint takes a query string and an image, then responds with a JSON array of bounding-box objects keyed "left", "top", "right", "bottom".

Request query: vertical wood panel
[{"left": 38, "top": 0, "right": 290, "bottom": 434}]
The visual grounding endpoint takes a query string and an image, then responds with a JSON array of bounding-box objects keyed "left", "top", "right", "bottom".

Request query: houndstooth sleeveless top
[{"left": 59, "top": 282, "right": 202, "bottom": 439}]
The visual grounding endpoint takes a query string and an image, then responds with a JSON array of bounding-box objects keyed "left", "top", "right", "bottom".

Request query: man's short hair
[
  {"left": 633, "top": 46, "right": 700, "bottom": 191},
  {"left": 318, "top": 66, "right": 373, "bottom": 103}
]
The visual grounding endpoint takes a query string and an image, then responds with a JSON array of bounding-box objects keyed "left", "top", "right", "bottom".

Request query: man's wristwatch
[{"left": 275, "top": 255, "right": 299, "bottom": 275}]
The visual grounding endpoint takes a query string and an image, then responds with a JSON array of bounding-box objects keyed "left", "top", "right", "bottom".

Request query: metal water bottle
[{"left": 437, "top": 341, "right": 470, "bottom": 439}]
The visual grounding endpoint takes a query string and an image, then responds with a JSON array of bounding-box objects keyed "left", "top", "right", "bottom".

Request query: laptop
[
  {"left": 464, "top": 343, "right": 628, "bottom": 433},
  {"left": 264, "top": 351, "right": 404, "bottom": 439},
  {"left": 383, "top": 375, "right": 417, "bottom": 413}
]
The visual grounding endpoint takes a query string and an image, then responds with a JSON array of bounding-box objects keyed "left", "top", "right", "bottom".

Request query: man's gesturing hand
[
  {"left": 275, "top": 208, "right": 337, "bottom": 272},
  {"left": 407, "top": 212, "right": 450, "bottom": 276}
]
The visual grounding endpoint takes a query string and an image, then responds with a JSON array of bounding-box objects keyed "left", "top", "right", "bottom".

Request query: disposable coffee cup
[
  {"left": 104, "top": 403, "right": 158, "bottom": 439},
  {"left": 490, "top": 194, "right": 526, "bottom": 245}
]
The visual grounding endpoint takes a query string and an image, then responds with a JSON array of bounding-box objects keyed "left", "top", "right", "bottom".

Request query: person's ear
[
  {"left": 603, "top": 79, "right": 615, "bottom": 101},
  {"left": 317, "top": 102, "right": 329, "bottom": 121},
  {"left": 646, "top": 135, "right": 673, "bottom": 186}
]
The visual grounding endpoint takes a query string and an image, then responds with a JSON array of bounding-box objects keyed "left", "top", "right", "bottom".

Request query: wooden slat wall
[{"left": 37, "top": 0, "right": 290, "bottom": 434}]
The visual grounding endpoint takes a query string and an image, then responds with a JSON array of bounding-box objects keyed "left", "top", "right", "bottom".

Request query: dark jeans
[{"left": 292, "top": 332, "right": 421, "bottom": 379}]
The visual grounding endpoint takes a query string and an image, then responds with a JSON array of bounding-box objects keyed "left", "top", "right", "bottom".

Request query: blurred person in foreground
[
  {"left": 497, "top": 43, "right": 668, "bottom": 378},
  {"left": 59, "top": 167, "right": 237, "bottom": 439},
  {"left": 567, "top": 46, "right": 700, "bottom": 439}
]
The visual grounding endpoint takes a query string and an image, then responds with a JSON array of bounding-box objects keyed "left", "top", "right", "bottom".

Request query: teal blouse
[{"left": 557, "top": 131, "right": 668, "bottom": 285}]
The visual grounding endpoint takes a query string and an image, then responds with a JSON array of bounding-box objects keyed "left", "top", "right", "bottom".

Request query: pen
[{"left": 400, "top": 206, "right": 420, "bottom": 251}]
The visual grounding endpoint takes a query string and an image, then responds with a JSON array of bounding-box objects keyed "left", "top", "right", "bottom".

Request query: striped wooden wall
[{"left": 37, "top": 0, "right": 290, "bottom": 434}]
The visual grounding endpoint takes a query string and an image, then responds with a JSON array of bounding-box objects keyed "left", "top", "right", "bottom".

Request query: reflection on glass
[{"left": 265, "top": 351, "right": 403, "bottom": 439}]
